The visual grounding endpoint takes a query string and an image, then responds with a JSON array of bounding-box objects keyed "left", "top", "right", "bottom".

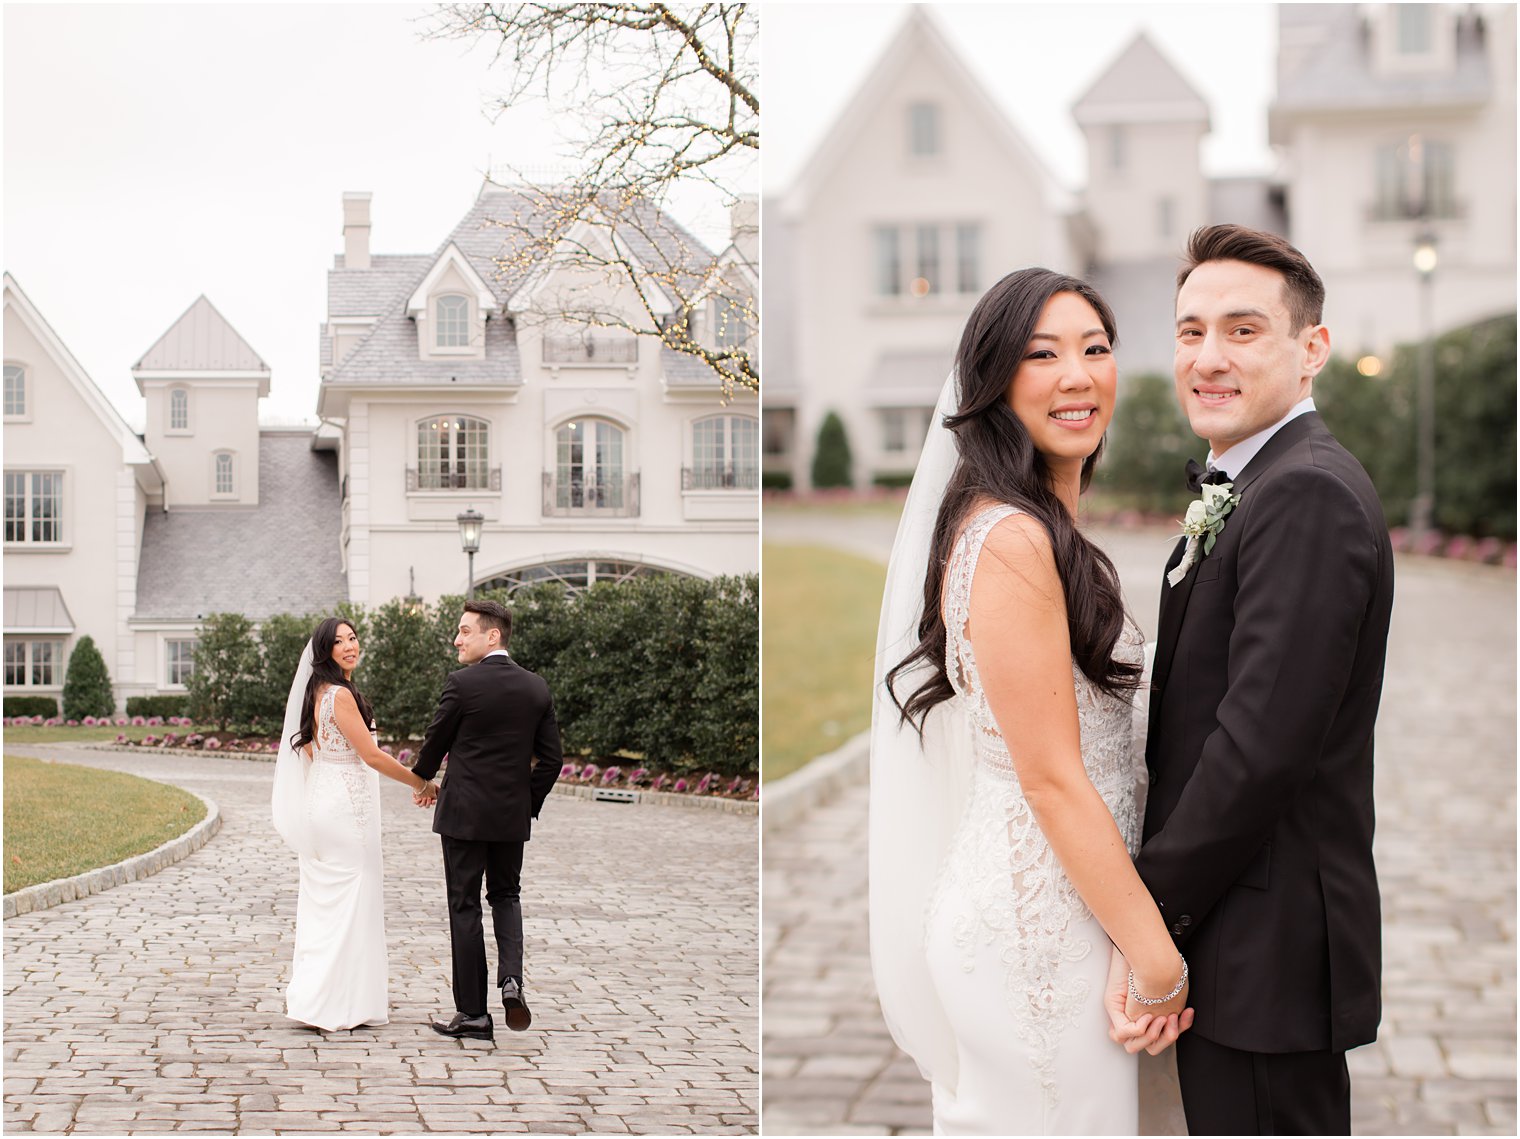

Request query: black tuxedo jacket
[
  {"left": 413, "top": 654, "right": 564, "bottom": 843},
  {"left": 1135, "top": 413, "right": 1394, "bottom": 1054}
]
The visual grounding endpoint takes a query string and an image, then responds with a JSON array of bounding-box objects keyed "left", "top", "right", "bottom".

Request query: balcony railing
[
  {"left": 406, "top": 466, "right": 501, "bottom": 492},
  {"left": 682, "top": 465, "right": 760, "bottom": 491},
  {"left": 542, "top": 471, "right": 641, "bottom": 518},
  {"left": 542, "top": 335, "right": 639, "bottom": 365}
]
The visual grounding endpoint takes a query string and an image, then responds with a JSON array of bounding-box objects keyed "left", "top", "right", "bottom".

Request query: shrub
[
  {"left": 1092, "top": 371, "right": 1199, "bottom": 514},
  {"left": 872, "top": 471, "right": 914, "bottom": 489},
  {"left": 245, "top": 613, "right": 320, "bottom": 730},
  {"left": 361, "top": 597, "right": 454, "bottom": 741},
  {"left": 125, "top": 695, "right": 191, "bottom": 719},
  {"left": 4, "top": 695, "right": 58, "bottom": 718},
  {"left": 762, "top": 470, "right": 794, "bottom": 492},
  {"left": 61, "top": 635, "right": 115, "bottom": 720},
  {"left": 188, "top": 613, "right": 260, "bottom": 731},
  {"left": 811, "top": 410, "right": 853, "bottom": 489}
]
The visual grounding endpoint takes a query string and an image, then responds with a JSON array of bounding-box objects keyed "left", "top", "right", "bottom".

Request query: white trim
[
  {"left": 405, "top": 243, "right": 499, "bottom": 319},
  {"left": 132, "top": 370, "right": 271, "bottom": 382}
]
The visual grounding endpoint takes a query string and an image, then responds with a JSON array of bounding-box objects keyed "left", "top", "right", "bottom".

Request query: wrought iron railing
[
  {"left": 541, "top": 471, "right": 641, "bottom": 517},
  {"left": 681, "top": 466, "right": 760, "bottom": 491},
  {"left": 406, "top": 466, "right": 501, "bottom": 492},
  {"left": 542, "top": 335, "right": 639, "bottom": 364}
]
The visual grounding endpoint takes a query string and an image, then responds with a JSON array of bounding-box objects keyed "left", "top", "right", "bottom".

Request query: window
[
  {"left": 1396, "top": 4, "right": 1434, "bottom": 54},
  {"left": 881, "top": 407, "right": 932, "bottom": 454},
  {"left": 4, "top": 471, "right": 63, "bottom": 544},
  {"left": 1374, "top": 138, "right": 1457, "bottom": 219},
  {"left": 556, "top": 419, "right": 625, "bottom": 509},
  {"left": 689, "top": 415, "right": 759, "bottom": 490},
  {"left": 417, "top": 415, "right": 489, "bottom": 490},
  {"left": 874, "top": 226, "right": 901, "bottom": 296},
  {"left": 762, "top": 408, "right": 795, "bottom": 457},
  {"left": 170, "top": 388, "right": 189, "bottom": 430},
  {"left": 166, "top": 638, "right": 196, "bottom": 687},
  {"left": 435, "top": 295, "right": 469, "bottom": 348},
  {"left": 914, "top": 225, "right": 940, "bottom": 296},
  {"left": 214, "top": 452, "right": 234, "bottom": 495},
  {"left": 4, "top": 365, "right": 25, "bottom": 417},
  {"left": 955, "top": 224, "right": 980, "bottom": 294},
  {"left": 4, "top": 639, "right": 62, "bottom": 688},
  {"left": 714, "top": 298, "right": 752, "bottom": 351},
  {"left": 1109, "top": 125, "right": 1127, "bottom": 172},
  {"left": 479, "top": 559, "right": 669, "bottom": 596},
  {"left": 908, "top": 101, "right": 939, "bottom": 157}
]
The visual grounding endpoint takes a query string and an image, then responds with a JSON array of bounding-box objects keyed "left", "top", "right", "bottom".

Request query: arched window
[
  {"left": 214, "top": 452, "right": 234, "bottom": 495},
  {"left": 688, "top": 415, "right": 758, "bottom": 490},
  {"left": 478, "top": 559, "right": 675, "bottom": 596},
  {"left": 4, "top": 364, "right": 25, "bottom": 417},
  {"left": 555, "top": 419, "right": 626, "bottom": 510},
  {"left": 435, "top": 295, "right": 469, "bottom": 348},
  {"left": 417, "top": 415, "right": 489, "bottom": 489},
  {"left": 170, "top": 387, "right": 189, "bottom": 430}
]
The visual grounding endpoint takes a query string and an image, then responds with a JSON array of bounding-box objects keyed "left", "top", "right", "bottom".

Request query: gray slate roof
[
  {"left": 136, "top": 295, "right": 268, "bottom": 372},
  {"left": 1273, "top": 5, "right": 1490, "bottom": 113},
  {"left": 134, "top": 433, "right": 347, "bottom": 622},
  {"left": 322, "top": 188, "right": 714, "bottom": 389}
]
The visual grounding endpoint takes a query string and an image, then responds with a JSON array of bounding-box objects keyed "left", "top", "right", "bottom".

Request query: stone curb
[
  {"left": 74, "top": 743, "right": 757, "bottom": 816},
  {"left": 2, "top": 786, "right": 220, "bottom": 920},
  {"left": 762, "top": 729, "right": 870, "bottom": 833}
]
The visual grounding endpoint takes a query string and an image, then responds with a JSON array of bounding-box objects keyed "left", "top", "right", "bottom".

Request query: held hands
[
  {"left": 1104, "top": 944, "right": 1194, "bottom": 1056},
  {"left": 413, "top": 780, "right": 439, "bottom": 808}
]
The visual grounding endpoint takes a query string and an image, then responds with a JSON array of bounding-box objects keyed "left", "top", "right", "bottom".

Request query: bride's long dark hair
[
  {"left": 886, "top": 268, "right": 1141, "bottom": 734},
  {"left": 290, "top": 617, "right": 375, "bottom": 751}
]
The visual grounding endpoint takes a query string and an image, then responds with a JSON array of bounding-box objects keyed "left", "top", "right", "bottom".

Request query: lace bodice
[
  {"left": 313, "top": 686, "right": 362, "bottom": 766},
  {"left": 929, "top": 502, "right": 1144, "bottom": 1105}
]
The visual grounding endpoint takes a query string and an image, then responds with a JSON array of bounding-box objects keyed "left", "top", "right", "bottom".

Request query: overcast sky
[
  {"left": 4, "top": 3, "right": 743, "bottom": 428},
  {"left": 764, "top": 3, "right": 1278, "bottom": 192}
]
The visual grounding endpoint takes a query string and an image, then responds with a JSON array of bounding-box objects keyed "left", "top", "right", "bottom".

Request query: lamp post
[
  {"left": 404, "top": 566, "right": 423, "bottom": 615},
  {"left": 1411, "top": 232, "right": 1437, "bottom": 538},
  {"left": 456, "top": 508, "right": 484, "bottom": 601}
]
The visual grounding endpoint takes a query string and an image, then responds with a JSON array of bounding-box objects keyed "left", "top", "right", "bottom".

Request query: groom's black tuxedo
[
  {"left": 1136, "top": 413, "right": 1394, "bottom": 1127},
  {"left": 415, "top": 652, "right": 563, "bottom": 1018}
]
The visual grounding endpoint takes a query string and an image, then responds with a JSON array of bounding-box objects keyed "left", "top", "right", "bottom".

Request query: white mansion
[
  {"left": 764, "top": 3, "right": 1517, "bottom": 489},
  {"left": 3, "top": 184, "right": 757, "bottom": 709}
]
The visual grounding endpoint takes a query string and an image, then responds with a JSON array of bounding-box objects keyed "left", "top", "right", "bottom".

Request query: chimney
[
  {"left": 730, "top": 195, "right": 758, "bottom": 264},
  {"left": 342, "top": 192, "right": 372, "bottom": 270}
]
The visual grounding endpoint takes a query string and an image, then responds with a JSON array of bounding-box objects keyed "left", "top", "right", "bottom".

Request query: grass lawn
[
  {"left": 3, "top": 756, "right": 207, "bottom": 893},
  {"left": 2, "top": 725, "right": 169, "bottom": 745},
  {"left": 763, "top": 542, "right": 886, "bottom": 782}
]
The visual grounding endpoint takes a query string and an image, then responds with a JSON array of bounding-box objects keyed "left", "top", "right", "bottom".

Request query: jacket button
[
  {"left": 1172, "top": 923, "right": 1185, "bottom": 936},
  {"left": 1179, "top": 915, "right": 1192, "bottom": 927}
]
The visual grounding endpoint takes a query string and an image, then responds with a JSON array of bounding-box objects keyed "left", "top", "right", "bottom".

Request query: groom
[
  {"left": 1134, "top": 225, "right": 1394, "bottom": 1133},
  {"left": 413, "top": 598, "right": 563, "bottom": 1041}
]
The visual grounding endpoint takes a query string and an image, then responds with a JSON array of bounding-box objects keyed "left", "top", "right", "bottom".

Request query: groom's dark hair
[
  {"left": 464, "top": 599, "right": 512, "bottom": 648},
  {"left": 1178, "top": 224, "right": 1325, "bottom": 333}
]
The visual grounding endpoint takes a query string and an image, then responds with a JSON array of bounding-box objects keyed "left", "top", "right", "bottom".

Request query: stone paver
[
  {"left": 3, "top": 747, "right": 757, "bottom": 1134},
  {"left": 762, "top": 509, "right": 1516, "bottom": 1135}
]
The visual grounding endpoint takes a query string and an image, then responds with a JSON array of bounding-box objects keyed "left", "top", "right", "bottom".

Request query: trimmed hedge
[
  {"left": 125, "top": 695, "right": 191, "bottom": 718},
  {"left": 762, "top": 471, "right": 794, "bottom": 491},
  {"left": 4, "top": 695, "right": 58, "bottom": 718}
]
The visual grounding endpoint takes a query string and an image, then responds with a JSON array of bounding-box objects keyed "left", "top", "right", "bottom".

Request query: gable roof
[
  {"left": 2, "top": 273, "right": 159, "bottom": 480},
  {"left": 133, "top": 432, "right": 347, "bottom": 621},
  {"left": 781, "top": 6, "right": 1070, "bottom": 214},
  {"left": 133, "top": 295, "right": 270, "bottom": 374},
  {"left": 1072, "top": 32, "right": 1210, "bottom": 125},
  {"left": 321, "top": 186, "right": 715, "bottom": 392}
]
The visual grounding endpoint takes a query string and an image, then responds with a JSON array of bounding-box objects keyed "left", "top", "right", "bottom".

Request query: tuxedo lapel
[{"left": 1150, "top": 412, "right": 1324, "bottom": 692}]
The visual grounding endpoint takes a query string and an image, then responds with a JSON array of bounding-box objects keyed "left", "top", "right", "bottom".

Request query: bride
[
  {"left": 872, "top": 269, "right": 1192, "bottom": 1133},
  {"left": 271, "top": 616, "right": 439, "bottom": 1031}
]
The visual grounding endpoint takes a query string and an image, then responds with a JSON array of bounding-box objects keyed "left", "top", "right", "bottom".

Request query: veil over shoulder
[
  {"left": 271, "top": 639, "right": 315, "bottom": 857},
  {"left": 868, "top": 373, "right": 972, "bottom": 1092}
]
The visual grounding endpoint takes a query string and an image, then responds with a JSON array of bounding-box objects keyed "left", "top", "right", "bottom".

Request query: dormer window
[
  {"left": 908, "top": 101, "right": 940, "bottom": 158},
  {"left": 435, "top": 295, "right": 469, "bottom": 348},
  {"left": 170, "top": 387, "right": 190, "bottom": 431}
]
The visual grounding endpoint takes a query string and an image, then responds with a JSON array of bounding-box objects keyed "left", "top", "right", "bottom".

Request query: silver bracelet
[{"left": 1128, "top": 957, "right": 1188, "bottom": 1006}]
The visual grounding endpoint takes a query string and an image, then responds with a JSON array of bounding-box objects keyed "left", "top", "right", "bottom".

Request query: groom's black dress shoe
[
  {"left": 431, "top": 1012, "right": 493, "bottom": 1040},
  {"left": 501, "top": 977, "right": 532, "bottom": 1032}
]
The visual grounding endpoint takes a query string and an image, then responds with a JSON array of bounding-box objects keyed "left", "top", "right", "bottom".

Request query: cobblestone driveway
[{"left": 3, "top": 748, "right": 758, "bottom": 1134}]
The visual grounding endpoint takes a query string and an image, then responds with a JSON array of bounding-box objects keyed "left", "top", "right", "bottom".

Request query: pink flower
[
  {"left": 115, "top": 733, "right": 126, "bottom": 743},
  {"left": 115, "top": 717, "right": 128, "bottom": 727},
  {"left": 652, "top": 774, "right": 669, "bottom": 792},
  {"left": 559, "top": 763, "right": 577, "bottom": 781},
  {"left": 205, "top": 737, "right": 221, "bottom": 750},
  {"left": 45, "top": 718, "right": 61, "bottom": 727},
  {"left": 245, "top": 741, "right": 264, "bottom": 753},
  {"left": 162, "top": 732, "right": 178, "bottom": 746},
  {"left": 728, "top": 776, "right": 745, "bottom": 795},
  {"left": 696, "top": 773, "right": 715, "bottom": 795},
  {"left": 146, "top": 716, "right": 163, "bottom": 726},
  {"left": 630, "top": 768, "right": 649, "bottom": 786},
  {"left": 83, "top": 716, "right": 97, "bottom": 726},
  {"left": 397, "top": 748, "right": 414, "bottom": 765},
  {"left": 673, "top": 778, "right": 688, "bottom": 793},
  {"left": 579, "top": 763, "right": 599, "bottom": 783},
  {"left": 185, "top": 734, "right": 204, "bottom": 747},
  {"left": 142, "top": 734, "right": 159, "bottom": 746},
  {"left": 131, "top": 716, "right": 146, "bottom": 726},
  {"left": 66, "top": 719, "right": 79, "bottom": 727},
  {"left": 30, "top": 715, "right": 43, "bottom": 725}
]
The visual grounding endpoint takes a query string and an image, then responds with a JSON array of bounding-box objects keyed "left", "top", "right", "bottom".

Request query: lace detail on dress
[
  {"left": 314, "top": 686, "right": 371, "bottom": 840},
  {"left": 927, "top": 503, "right": 1143, "bottom": 1108}
]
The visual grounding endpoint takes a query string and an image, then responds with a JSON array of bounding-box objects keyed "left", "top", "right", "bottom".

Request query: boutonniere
[{"left": 1167, "top": 481, "right": 1241, "bottom": 587}]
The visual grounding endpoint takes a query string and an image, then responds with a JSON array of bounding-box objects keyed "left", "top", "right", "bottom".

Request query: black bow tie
[{"left": 1185, "top": 458, "right": 1230, "bottom": 493}]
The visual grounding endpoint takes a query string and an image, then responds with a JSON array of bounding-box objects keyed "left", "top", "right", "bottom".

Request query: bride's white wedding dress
[
  {"left": 284, "top": 685, "right": 389, "bottom": 1030},
  {"left": 922, "top": 503, "right": 1146, "bottom": 1134}
]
